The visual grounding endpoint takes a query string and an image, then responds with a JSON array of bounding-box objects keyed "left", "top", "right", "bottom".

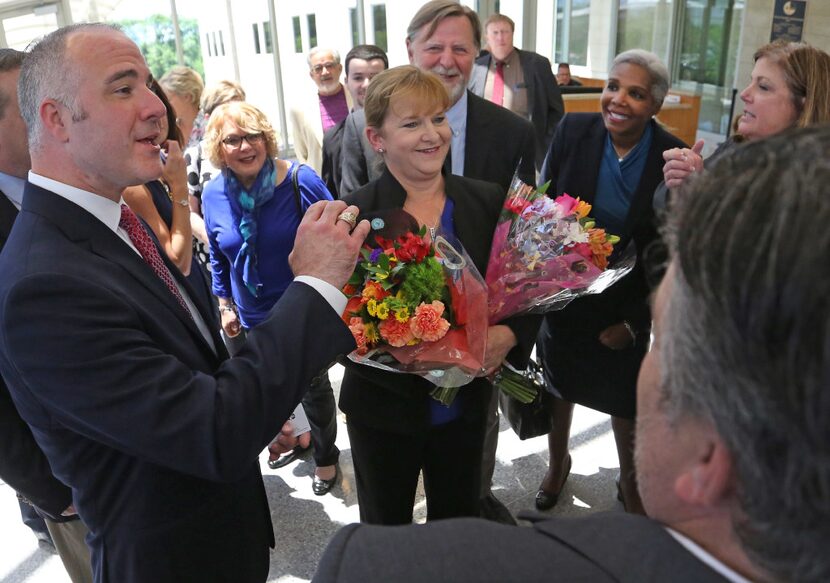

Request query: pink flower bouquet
[
  {"left": 486, "top": 174, "right": 635, "bottom": 324},
  {"left": 342, "top": 211, "right": 488, "bottom": 404}
]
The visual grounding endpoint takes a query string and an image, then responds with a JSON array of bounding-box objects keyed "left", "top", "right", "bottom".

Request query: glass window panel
[
  {"left": 218, "top": 30, "right": 225, "bottom": 56},
  {"left": 252, "top": 23, "right": 260, "bottom": 54},
  {"left": 2, "top": 11, "right": 59, "bottom": 50},
  {"left": 616, "top": 0, "right": 673, "bottom": 63},
  {"left": 307, "top": 14, "right": 317, "bottom": 49},
  {"left": 263, "top": 22, "right": 273, "bottom": 54},
  {"left": 292, "top": 15, "right": 303, "bottom": 53},
  {"left": 554, "top": 1, "right": 566, "bottom": 64},
  {"left": 569, "top": 0, "right": 590, "bottom": 66},
  {"left": 350, "top": 8, "right": 359, "bottom": 47},
  {"left": 372, "top": 4, "right": 387, "bottom": 52}
]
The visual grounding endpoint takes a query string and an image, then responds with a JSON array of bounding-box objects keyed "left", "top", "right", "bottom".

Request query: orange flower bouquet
[{"left": 342, "top": 210, "right": 488, "bottom": 405}]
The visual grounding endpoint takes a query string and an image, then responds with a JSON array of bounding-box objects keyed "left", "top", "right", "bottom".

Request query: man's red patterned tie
[{"left": 119, "top": 204, "right": 192, "bottom": 320}]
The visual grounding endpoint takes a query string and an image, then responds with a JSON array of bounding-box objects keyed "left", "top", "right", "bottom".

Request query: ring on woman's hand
[{"left": 337, "top": 210, "right": 358, "bottom": 229}]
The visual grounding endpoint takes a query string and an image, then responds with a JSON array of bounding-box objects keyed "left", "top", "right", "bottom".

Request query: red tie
[
  {"left": 492, "top": 61, "right": 505, "bottom": 106},
  {"left": 119, "top": 204, "right": 192, "bottom": 319}
]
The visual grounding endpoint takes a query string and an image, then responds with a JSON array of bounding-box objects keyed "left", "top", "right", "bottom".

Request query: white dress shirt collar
[
  {"left": 665, "top": 527, "right": 754, "bottom": 583},
  {"left": 28, "top": 171, "right": 122, "bottom": 234}
]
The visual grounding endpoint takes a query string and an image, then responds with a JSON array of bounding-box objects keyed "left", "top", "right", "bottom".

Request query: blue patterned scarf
[{"left": 226, "top": 157, "right": 276, "bottom": 297}]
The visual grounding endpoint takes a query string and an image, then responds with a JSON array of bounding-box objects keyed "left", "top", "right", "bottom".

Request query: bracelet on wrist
[
  {"left": 173, "top": 197, "right": 189, "bottom": 208},
  {"left": 219, "top": 304, "right": 237, "bottom": 314}
]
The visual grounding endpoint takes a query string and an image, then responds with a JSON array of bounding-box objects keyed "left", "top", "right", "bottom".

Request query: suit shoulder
[
  {"left": 475, "top": 96, "right": 533, "bottom": 133},
  {"left": 341, "top": 181, "right": 375, "bottom": 207}
]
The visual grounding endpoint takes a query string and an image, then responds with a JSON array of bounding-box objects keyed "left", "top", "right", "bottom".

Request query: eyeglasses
[
  {"left": 311, "top": 62, "right": 338, "bottom": 75},
  {"left": 221, "top": 133, "right": 264, "bottom": 149}
]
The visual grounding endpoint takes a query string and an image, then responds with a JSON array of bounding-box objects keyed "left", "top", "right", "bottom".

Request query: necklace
[{"left": 403, "top": 197, "right": 444, "bottom": 241}]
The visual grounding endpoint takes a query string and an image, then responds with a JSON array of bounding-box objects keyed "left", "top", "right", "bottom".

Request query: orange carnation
[
  {"left": 348, "top": 317, "right": 370, "bottom": 355},
  {"left": 378, "top": 318, "right": 416, "bottom": 347},
  {"left": 410, "top": 301, "right": 450, "bottom": 342}
]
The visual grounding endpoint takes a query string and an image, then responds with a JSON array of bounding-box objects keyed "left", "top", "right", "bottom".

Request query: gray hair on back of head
[
  {"left": 662, "top": 125, "right": 830, "bottom": 582},
  {"left": 611, "top": 49, "right": 670, "bottom": 105},
  {"left": 19, "top": 22, "right": 119, "bottom": 152}
]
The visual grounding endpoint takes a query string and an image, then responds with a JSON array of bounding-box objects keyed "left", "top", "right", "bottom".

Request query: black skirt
[{"left": 535, "top": 290, "right": 646, "bottom": 420}]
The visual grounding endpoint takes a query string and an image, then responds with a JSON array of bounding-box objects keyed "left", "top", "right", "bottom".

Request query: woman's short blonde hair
[
  {"left": 203, "top": 101, "right": 279, "bottom": 169},
  {"left": 363, "top": 65, "right": 450, "bottom": 130}
]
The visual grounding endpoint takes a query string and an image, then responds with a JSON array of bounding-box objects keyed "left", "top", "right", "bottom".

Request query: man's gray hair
[
  {"left": 18, "top": 23, "right": 118, "bottom": 152},
  {"left": 611, "top": 49, "right": 670, "bottom": 105},
  {"left": 406, "top": 0, "right": 482, "bottom": 51},
  {"left": 306, "top": 47, "right": 341, "bottom": 68},
  {"left": 662, "top": 125, "right": 830, "bottom": 582}
]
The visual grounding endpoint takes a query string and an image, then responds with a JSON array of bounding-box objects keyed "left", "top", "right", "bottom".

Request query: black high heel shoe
[
  {"left": 312, "top": 466, "right": 339, "bottom": 496},
  {"left": 535, "top": 454, "right": 572, "bottom": 510}
]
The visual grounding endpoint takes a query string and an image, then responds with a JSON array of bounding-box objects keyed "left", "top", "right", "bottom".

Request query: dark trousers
[
  {"left": 304, "top": 370, "right": 339, "bottom": 467},
  {"left": 346, "top": 414, "right": 484, "bottom": 525}
]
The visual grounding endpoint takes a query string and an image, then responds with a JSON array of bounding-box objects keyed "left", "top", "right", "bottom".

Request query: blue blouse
[
  {"left": 203, "top": 161, "right": 332, "bottom": 329},
  {"left": 593, "top": 123, "right": 653, "bottom": 236},
  {"left": 428, "top": 198, "right": 464, "bottom": 425}
]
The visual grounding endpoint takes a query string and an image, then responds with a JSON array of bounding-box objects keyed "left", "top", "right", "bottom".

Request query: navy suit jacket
[
  {"left": 0, "top": 190, "right": 74, "bottom": 519},
  {"left": 339, "top": 91, "right": 536, "bottom": 197},
  {"left": 313, "top": 512, "right": 730, "bottom": 582},
  {"left": 469, "top": 48, "right": 565, "bottom": 172},
  {"left": 0, "top": 183, "right": 354, "bottom": 582}
]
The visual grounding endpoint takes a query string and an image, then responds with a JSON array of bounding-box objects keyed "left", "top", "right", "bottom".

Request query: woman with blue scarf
[
  {"left": 201, "top": 101, "right": 341, "bottom": 495},
  {"left": 533, "top": 50, "right": 685, "bottom": 514}
]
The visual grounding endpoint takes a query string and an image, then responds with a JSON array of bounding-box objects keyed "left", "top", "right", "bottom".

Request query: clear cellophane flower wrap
[
  {"left": 486, "top": 172, "right": 635, "bottom": 325},
  {"left": 342, "top": 209, "right": 488, "bottom": 405},
  {"left": 486, "top": 173, "right": 635, "bottom": 403}
]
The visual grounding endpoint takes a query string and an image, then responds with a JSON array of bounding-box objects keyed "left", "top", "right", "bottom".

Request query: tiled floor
[{"left": 0, "top": 364, "right": 624, "bottom": 582}]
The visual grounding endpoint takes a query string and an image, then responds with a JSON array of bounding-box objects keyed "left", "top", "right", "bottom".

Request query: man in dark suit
[
  {"left": 0, "top": 47, "right": 92, "bottom": 583},
  {"left": 338, "top": 0, "right": 535, "bottom": 198},
  {"left": 469, "top": 13, "right": 564, "bottom": 172},
  {"left": 0, "top": 24, "right": 368, "bottom": 583},
  {"left": 314, "top": 126, "right": 830, "bottom": 583}
]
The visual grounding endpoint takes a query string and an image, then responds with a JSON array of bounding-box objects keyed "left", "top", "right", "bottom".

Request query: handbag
[{"left": 497, "top": 359, "right": 554, "bottom": 440}]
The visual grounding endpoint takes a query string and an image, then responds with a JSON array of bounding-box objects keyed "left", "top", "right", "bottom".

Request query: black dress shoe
[
  {"left": 535, "top": 454, "right": 572, "bottom": 511},
  {"left": 312, "top": 468, "right": 338, "bottom": 496},
  {"left": 267, "top": 446, "right": 307, "bottom": 470}
]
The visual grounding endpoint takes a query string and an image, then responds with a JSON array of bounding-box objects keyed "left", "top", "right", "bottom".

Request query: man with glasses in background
[{"left": 290, "top": 47, "right": 353, "bottom": 176}]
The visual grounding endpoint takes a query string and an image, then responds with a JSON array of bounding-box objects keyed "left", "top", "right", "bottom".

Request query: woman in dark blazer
[
  {"left": 341, "top": 66, "right": 538, "bottom": 525},
  {"left": 534, "top": 50, "right": 686, "bottom": 514}
]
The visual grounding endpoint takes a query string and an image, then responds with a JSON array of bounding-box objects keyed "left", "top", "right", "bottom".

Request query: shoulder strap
[{"left": 290, "top": 162, "right": 305, "bottom": 217}]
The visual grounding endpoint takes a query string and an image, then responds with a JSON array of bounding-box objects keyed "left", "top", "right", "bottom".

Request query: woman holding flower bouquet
[
  {"left": 534, "top": 50, "right": 685, "bottom": 514},
  {"left": 201, "top": 101, "right": 342, "bottom": 495},
  {"left": 340, "top": 66, "right": 539, "bottom": 525}
]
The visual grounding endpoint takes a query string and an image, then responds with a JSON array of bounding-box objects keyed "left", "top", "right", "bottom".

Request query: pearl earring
[{"left": 377, "top": 148, "right": 385, "bottom": 154}]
